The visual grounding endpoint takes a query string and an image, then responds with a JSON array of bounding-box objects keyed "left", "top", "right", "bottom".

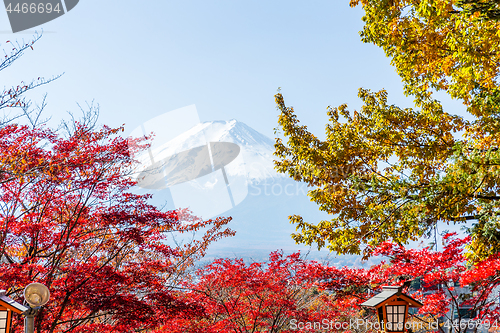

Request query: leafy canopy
[
  {"left": 165, "top": 235, "right": 500, "bottom": 332},
  {"left": 274, "top": 0, "right": 500, "bottom": 259},
  {"left": 0, "top": 122, "right": 234, "bottom": 333},
  {"left": 0, "top": 34, "right": 235, "bottom": 333}
]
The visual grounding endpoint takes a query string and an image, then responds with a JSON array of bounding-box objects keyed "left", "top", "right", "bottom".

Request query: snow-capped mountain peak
[{"left": 141, "top": 119, "right": 282, "bottom": 182}]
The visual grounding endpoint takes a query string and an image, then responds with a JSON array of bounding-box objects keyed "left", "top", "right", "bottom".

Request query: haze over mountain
[
  {"left": 146, "top": 119, "right": 282, "bottom": 181},
  {"left": 133, "top": 119, "right": 380, "bottom": 267}
]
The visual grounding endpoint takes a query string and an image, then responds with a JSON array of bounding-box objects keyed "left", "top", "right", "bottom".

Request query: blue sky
[
  {"left": 0, "top": 1, "right": 470, "bottom": 256},
  {"left": 1, "top": 0, "right": 468, "bottom": 139}
]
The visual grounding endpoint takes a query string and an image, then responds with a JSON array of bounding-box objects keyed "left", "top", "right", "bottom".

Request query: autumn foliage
[
  {"left": 158, "top": 234, "right": 500, "bottom": 333},
  {"left": 166, "top": 251, "right": 329, "bottom": 332},
  {"left": 273, "top": 0, "right": 500, "bottom": 259},
  {"left": 5, "top": 1, "right": 500, "bottom": 330},
  {"left": 0, "top": 122, "right": 234, "bottom": 332}
]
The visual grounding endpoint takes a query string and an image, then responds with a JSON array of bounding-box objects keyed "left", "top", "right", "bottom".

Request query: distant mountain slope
[
  {"left": 142, "top": 119, "right": 281, "bottom": 182},
  {"left": 132, "top": 119, "right": 370, "bottom": 266}
]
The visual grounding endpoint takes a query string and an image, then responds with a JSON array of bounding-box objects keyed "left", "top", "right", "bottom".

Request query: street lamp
[
  {"left": 0, "top": 283, "right": 50, "bottom": 333},
  {"left": 361, "top": 285, "right": 423, "bottom": 332},
  {"left": 23, "top": 283, "right": 50, "bottom": 333}
]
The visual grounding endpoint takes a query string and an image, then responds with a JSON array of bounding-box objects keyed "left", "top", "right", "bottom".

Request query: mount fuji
[{"left": 133, "top": 119, "right": 375, "bottom": 267}]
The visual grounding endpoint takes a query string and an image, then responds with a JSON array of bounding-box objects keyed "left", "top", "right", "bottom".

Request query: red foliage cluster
[
  {"left": 2, "top": 121, "right": 500, "bottom": 333},
  {"left": 0, "top": 123, "right": 233, "bottom": 332},
  {"left": 162, "top": 234, "right": 500, "bottom": 333}
]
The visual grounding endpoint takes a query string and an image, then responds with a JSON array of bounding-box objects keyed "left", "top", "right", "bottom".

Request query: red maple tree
[
  {"left": 162, "top": 251, "right": 337, "bottom": 333},
  {"left": 0, "top": 34, "right": 237, "bottom": 332},
  {"left": 0, "top": 122, "right": 234, "bottom": 332},
  {"left": 164, "top": 235, "right": 500, "bottom": 333}
]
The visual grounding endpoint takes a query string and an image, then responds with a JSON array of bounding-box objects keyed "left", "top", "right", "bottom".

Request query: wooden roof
[
  {"left": 0, "top": 291, "right": 28, "bottom": 314},
  {"left": 361, "top": 286, "right": 423, "bottom": 308}
]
